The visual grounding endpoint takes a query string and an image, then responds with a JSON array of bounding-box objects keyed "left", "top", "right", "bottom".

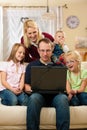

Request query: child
[
  {"left": 52, "top": 30, "right": 69, "bottom": 64},
  {"left": 0, "top": 43, "right": 28, "bottom": 106},
  {"left": 65, "top": 51, "right": 87, "bottom": 106}
]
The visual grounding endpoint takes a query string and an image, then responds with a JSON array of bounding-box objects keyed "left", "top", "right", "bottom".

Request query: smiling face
[
  {"left": 15, "top": 46, "right": 25, "bottom": 63},
  {"left": 66, "top": 57, "right": 79, "bottom": 72},
  {"left": 26, "top": 27, "right": 39, "bottom": 43},
  {"left": 54, "top": 31, "right": 65, "bottom": 45},
  {"left": 38, "top": 38, "right": 53, "bottom": 63},
  {"left": 65, "top": 51, "right": 81, "bottom": 73}
]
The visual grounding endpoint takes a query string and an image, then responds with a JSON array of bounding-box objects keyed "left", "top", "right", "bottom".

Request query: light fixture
[{"left": 42, "top": 0, "right": 55, "bottom": 20}]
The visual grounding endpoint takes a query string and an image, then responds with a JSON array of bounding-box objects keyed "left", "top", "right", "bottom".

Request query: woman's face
[{"left": 26, "top": 27, "right": 39, "bottom": 43}]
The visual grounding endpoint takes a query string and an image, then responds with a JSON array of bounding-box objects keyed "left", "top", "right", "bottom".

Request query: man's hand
[{"left": 25, "top": 84, "right": 32, "bottom": 94}]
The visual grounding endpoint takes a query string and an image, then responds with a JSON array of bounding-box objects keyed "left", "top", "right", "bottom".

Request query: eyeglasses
[
  {"left": 66, "top": 60, "right": 76, "bottom": 65},
  {"left": 39, "top": 49, "right": 52, "bottom": 53}
]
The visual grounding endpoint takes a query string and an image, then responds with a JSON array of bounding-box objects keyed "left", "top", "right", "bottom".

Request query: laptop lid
[{"left": 31, "top": 66, "right": 67, "bottom": 94}]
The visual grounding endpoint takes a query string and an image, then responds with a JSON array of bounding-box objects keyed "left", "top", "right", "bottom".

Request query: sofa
[{"left": 0, "top": 62, "right": 87, "bottom": 130}]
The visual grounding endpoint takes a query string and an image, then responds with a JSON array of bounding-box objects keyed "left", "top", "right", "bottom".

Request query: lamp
[{"left": 42, "top": 0, "right": 55, "bottom": 20}]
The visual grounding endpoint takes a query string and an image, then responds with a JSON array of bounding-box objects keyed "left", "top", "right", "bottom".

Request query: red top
[{"left": 21, "top": 32, "right": 54, "bottom": 62}]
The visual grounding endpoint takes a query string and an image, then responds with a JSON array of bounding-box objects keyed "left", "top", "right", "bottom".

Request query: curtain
[
  {"left": 1, "top": 6, "right": 63, "bottom": 60},
  {"left": 0, "top": 7, "right": 3, "bottom": 61}
]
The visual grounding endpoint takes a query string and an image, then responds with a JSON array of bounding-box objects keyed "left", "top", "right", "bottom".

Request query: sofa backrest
[{"left": 81, "top": 62, "right": 87, "bottom": 69}]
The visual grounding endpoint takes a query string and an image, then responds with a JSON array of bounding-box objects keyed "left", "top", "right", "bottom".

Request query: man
[{"left": 25, "top": 38, "right": 70, "bottom": 130}]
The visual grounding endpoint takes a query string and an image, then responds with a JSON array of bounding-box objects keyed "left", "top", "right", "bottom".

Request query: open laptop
[{"left": 31, "top": 66, "right": 67, "bottom": 94}]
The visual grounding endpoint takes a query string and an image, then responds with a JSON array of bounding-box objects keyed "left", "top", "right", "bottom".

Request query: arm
[
  {"left": 19, "top": 73, "right": 25, "bottom": 91},
  {"left": 25, "top": 84, "right": 32, "bottom": 93},
  {"left": 1, "top": 71, "right": 22, "bottom": 95},
  {"left": 66, "top": 80, "right": 76, "bottom": 100},
  {"left": 66, "top": 80, "right": 71, "bottom": 94},
  {"left": 66, "top": 80, "right": 77, "bottom": 94},
  {"left": 77, "top": 78, "right": 87, "bottom": 93},
  {"left": 62, "top": 44, "right": 69, "bottom": 53},
  {"left": 24, "top": 63, "right": 32, "bottom": 93},
  {"left": 1, "top": 71, "right": 12, "bottom": 90}
]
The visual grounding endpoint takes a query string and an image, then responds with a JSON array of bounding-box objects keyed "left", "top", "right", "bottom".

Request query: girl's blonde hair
[
  {"left": 23, "top": 19, "right": 43, "bottom": 48},
  {"left": 64, "top": 51, "right": 81, "bottom": 64},
  {"left": 64, "top": 51, "right": 82, "bottom": 83},
  {"left": 7, "top": 43, "right": 25, "bottom": 64}
]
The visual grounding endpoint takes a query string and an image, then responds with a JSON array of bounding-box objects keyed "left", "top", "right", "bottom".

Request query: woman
[{"left": 21, "top": 19, "right": 54, "bottom": 62}]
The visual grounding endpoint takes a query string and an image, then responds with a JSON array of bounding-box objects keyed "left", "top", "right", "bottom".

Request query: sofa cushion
[
  {"left": 0, "top": 104, "right": 26, "bottom": 126},
  {"left": 1, "top": 104, "right": 87, "bottom": 129}
]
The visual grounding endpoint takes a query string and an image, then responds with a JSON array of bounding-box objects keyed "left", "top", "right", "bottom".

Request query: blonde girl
[{"left": 65, "top": 51, "right": 87, "bottom": 106}]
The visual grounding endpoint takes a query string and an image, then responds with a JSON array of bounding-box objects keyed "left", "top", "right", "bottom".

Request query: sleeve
[
  {"left": 20, "top": 36, "right": 24, "bottom": 44},
  {"left": 42, "top": 32, "right": 54, "bottom": 42},
  {"left": 25, "top": 64, "right": 31, "bottom": 84},
  {"left": 62, "top": 44, "right": 69, "bottom": 53},
  {"left": 81, "top": 69, "right": 87, "bottom": 79}
]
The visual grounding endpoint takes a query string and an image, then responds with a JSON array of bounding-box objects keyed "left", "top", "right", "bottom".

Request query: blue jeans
[
  {"left": 70, "top": 92, "right": 87, "bottom": 106},
  {"left": 27, "top": 93, "right": 70, "bottom": 130},
  {"left": 0, "top": 89, "right": 29, "bottom": 106}
]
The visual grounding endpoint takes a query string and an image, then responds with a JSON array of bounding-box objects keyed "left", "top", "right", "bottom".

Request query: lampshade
[{"left": 42, "top": 0, "right": 55, "bottom": 20}]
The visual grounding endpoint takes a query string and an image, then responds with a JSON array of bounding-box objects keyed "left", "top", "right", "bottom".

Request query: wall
[{"left": 63, "top": 2, "right": 87, "bottom": 50}]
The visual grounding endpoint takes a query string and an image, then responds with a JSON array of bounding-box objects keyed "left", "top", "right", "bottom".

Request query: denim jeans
[
  {"left": 0, "top": 89, "right": 29, "bottom": 106},
  {"left": 27, "top": 93, "right": 70, "bottom": 130},
  {"left": 70, "top": 92, "right": 87, "bottom": 106}
]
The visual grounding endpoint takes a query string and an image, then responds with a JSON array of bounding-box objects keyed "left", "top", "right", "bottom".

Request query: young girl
[
  {"left": 0, "top": 43, "right": 28, "bottom": 106},
  {"left": 65, "top": 51, "right": 87, "bottom": 106}
]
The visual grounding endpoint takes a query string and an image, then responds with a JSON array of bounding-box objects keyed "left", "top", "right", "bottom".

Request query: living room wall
[{"left": 63, "top": 2, "right": 87, "bottom": 50}]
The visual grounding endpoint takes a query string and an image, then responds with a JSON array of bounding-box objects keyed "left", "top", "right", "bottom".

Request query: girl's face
[
  {"left": 15, "top": 46, "right": 25, "bottom": 62},
  {"left": 66, "top": 57, "right": 79, "bottom": 72},
  {"left": 26, "top": 27, "right": 39, "bottom": 43}
]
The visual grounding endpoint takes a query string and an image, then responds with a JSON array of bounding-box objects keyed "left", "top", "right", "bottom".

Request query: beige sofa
[{"left": 0, "top": 62, "right": 87, "bottom": 130}]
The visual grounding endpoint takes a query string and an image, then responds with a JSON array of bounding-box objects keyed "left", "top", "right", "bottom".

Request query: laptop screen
[{"left": 31, "top": 66, "right": 67, "bottom": 94}]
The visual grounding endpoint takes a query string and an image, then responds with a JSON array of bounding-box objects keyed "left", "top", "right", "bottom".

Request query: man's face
[{"left": 38, "top": 41, "right": 53, "bottom": 63}]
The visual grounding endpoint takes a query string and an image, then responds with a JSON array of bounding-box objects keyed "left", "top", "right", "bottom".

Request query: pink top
[{"left": 0, "top": 60, "right": 25, "bottom": 91}]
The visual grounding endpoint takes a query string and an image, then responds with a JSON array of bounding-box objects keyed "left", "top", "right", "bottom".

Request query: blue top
[{"left": 53, "top": 44, "right": 64, "bottom": 58}]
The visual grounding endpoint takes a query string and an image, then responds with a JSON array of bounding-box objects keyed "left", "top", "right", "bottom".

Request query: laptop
[{"left": 31, "top": 66, "right": 67, "bottom": 94}]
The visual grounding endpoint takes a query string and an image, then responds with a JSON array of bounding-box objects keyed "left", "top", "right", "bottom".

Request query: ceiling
[{"left": 0, "top": 0, "right": 87, "bottom": 7}]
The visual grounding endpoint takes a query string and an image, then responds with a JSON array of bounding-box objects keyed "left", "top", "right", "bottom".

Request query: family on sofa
[{"left": 0, "top": 19, "right": 87, "bottom": 130}]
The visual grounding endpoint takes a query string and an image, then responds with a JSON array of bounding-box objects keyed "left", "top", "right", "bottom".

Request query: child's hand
[
  {"left": 68, "top": 93, "right": 73, "bottom": 101},
  {"left": 70, "top": 90, "right": 76, "bottom": 95},
  {"left": 59, "top": 39, "right": 65, "bottom": 46},
  {"left": 11, "top": 87, "right": 22, "bottom": 95}
]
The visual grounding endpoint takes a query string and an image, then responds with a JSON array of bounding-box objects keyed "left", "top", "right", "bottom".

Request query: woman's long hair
[{"left": 23, "top": 19, "right": 43, "bottom": 48}]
